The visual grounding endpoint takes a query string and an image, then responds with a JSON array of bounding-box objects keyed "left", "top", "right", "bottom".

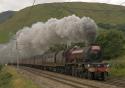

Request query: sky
[{"left": 0, "top": 0, "right": 125, "bottom": 12}]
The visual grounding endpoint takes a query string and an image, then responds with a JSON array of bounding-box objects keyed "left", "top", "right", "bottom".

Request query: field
[
  {"left": 0, "top": 2, "right": 125, "bottom": 43},
  {"left": 0, "top": 66, "right": 40, "bottom": 88}
]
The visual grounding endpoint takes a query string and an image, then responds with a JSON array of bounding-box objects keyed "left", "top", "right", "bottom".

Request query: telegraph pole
[{"left": 16, "top": 40, "right": 19, "bottom": 69}]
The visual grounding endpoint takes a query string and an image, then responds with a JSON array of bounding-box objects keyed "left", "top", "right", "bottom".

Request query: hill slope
[
  {"left": 0, "top": 2, "right": 125, "bottom": 43},
  {"left": 0, "top": 11, "right": 15, "bottom": 23}
]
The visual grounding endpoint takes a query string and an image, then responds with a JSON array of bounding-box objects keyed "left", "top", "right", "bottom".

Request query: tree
[{"left": 96, "top": 29, "right": 125, "bottom": 59}]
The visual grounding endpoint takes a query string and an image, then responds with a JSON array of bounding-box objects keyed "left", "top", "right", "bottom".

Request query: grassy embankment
[
  {"left": 109, "top": 56, "right": 125, "bottom": 77},
  {"left": 0, "top": 66, "right": 40, "bottom": 88}
]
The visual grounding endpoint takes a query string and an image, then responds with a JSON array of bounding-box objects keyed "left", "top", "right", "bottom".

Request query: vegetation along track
[{"left": 20, "top": 66, "right": 119, "bottom": 88}]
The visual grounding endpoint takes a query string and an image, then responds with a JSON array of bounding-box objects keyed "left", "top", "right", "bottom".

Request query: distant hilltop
[{"left": 0, "top": 11, "right": 15, "bottom": 23}]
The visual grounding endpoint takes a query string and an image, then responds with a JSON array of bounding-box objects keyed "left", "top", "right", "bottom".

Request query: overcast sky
[{"left": 0, "top": 0, "right": 125, "bottom": 12}]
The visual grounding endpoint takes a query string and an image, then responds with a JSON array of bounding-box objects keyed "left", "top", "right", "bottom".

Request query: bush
[
  {"left": 0, "top": 65, "right": 3, "bottom": 71},
  {"left": 98, "top": 23, "right": 125, "bottom": 32},
  {"left": 98, "top": 23, "right": 115, "bottom": 29},
  {"left": 96, "top": 29, "right": 125, "bottom": 59},
  {"left": 0, "top": 71, "right": 12, "bottom": 88}
]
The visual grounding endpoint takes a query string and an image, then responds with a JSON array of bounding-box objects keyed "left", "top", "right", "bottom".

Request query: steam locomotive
[{"left": 18, "top": 44, "right": 109, "bottom": 80}]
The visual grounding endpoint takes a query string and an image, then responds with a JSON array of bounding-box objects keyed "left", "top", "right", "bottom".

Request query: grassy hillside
[
  {"left": 0, "top": 11, "right": 15, "bottom": 24},
  {"left": 0, "top": 2, "right": 125, "bottom": 43}
]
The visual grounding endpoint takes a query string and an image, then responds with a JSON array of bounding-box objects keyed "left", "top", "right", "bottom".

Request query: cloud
[
  {"left": 0, "top": 0, "right": 70, "bottom": 12},
  {"left": 0, "top": 0, "right": 33, "bottom": 12},
  {"left": 36, "top": 0, "right": 70, "bottom": 3},
  {"left": 0, "top": 0, "right": 125, "bottom": 12},
  {"left": 72, "top": 0, "right": 125, "bottom": 4},
  {"left": 109, "top": 0, "right": 125, "bottom": 5}
]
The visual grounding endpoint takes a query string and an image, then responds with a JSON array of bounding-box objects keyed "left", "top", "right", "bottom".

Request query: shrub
[{"left": 96, "top": 29, "right": 125, "bottom": 59}]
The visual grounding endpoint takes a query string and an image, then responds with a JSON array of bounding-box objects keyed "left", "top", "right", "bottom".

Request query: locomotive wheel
[
  {"left": 100, "top": 72, "right": 105, "bottom": 81},
  {"left": 84, "top": 71, "right": 88, "bottom": 79},
  {"left": 87, "top": 72, "right": 95, "bottom": 80},
  {"left": 71, "top": 67, "right": 78, "bottom": 77},
  {"left": 65, "top": 65, "right": 72, "bottom": 75},
  {"left": 91, "top": 72, "right": 95, "bottom": 80}
]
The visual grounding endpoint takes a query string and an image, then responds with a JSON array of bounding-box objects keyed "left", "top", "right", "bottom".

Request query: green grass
[
  {"left": 0, "top": 2, "right": 125, "bottom": 43},
  {"left": 109, "top": 56, "right": 125, "bottom": 77},
  {"left": 0, "top": 70, "right": 12, "bottom": 88},
  {"left": 0, "top": 66, "right": 40, "bottom": 88}
]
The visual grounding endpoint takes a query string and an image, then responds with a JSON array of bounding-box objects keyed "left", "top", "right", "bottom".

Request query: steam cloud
[{"left": 0, "top": 15, "right": 97, "bottom": 63}]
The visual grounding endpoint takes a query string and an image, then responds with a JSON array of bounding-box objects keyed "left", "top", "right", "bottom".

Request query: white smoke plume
[
  {"left": 16, "top": 15, "right": 97, "bottom": 56},
  {"left": 0, "top": 15, "right": 97, "bottom": 63},
  {"left": 0, "top": 40, "right": 17, "bottom": 63}
]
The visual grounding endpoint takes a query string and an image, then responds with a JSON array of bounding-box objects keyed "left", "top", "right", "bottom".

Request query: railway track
[
  {"left": 102, "top": 78, "right": 125, "bottom": 88},
  {"left": 20, "top": 66, "right": 118, "bottom": 88}
]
